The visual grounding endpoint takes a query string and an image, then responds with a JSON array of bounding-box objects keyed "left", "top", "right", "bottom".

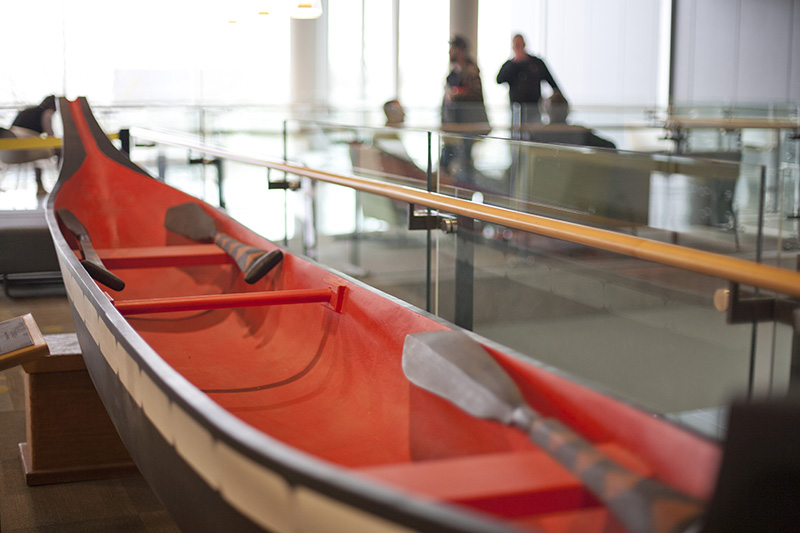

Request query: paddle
[
  {"left": 56, "top": 209, "right": 125, "bottom": 291},
  {"left": 164, "top": 202, "right": 283, "bottom": 284},
  {"left": 402, "top": 330, "right": 705, "bottom": 533}
]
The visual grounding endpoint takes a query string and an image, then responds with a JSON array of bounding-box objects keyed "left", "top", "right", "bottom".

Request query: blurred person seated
[
  {"left": 350, "top": 99, "right": 427, "bottom": 186},
  {"left": 383, "top": 99, "right": 405, "bottom": 128},
  {"left": 372, "top": 99, "right": 416, "bottom": 163},
  {"left": 348, "top": 100, "right": 426, "bottom": 232},
  {"left": 526, "top": 92, "right": 616, "bottom": 149},
  {"left": 510, "top": 93, "right": 652, "bottom": 226}
]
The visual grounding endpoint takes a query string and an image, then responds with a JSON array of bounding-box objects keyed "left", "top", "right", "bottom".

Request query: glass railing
[
  {"left": 57, "top": 102, "right": 668, "bottom": 152},
  {"left": 123, "top": 122, "right": 800, "bottom": 441},
  {"left": 669, "top": 102, "right": 799, "bottom": 120},
  {"left": 662, "top": 104, "right": 800, "bottom": 272},
  {"left": 282, "top": 121, "right": 767, "bottom": 258}
]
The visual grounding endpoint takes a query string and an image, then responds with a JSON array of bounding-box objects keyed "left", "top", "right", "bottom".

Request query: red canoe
[{"left": 46, "top": 97, "right": 721, "bottom": 532}]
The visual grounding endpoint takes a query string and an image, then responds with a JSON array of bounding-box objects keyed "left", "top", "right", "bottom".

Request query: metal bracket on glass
[
  {"left": 714, "top": 283, "right": 800, "bottom": 328},
  {"left": 660, "top": 127, "right": 686, "bottom": 143},
  {"left": 407, "top": 203, "right": 457, "bottom": 234},
  {"left": 717, "top": 282, "right": 800, "bottom": 393},
  {"left": 188, "top": 156, "right": 221, "bottom": 167},
  {"left": 267, "top": 168, "right": 301, "bottom": 191},
  {"left": 189, "top": 155, "right": 225, "bottom": 208}
]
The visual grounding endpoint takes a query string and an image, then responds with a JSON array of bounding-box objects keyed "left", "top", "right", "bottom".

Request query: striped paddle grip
[
  {"left": 530, "top": 418, "right": 704, "bottom": 533},
  {"left": 214, "top": 233, "right": 284, "bottom": 284}
]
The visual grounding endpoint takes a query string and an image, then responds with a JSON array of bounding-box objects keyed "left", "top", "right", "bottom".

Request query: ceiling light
[{"left": 291, "top": 0, "right": 323, "bottom": 19}]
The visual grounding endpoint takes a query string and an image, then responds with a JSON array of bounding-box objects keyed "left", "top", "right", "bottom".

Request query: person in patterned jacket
[{"left": 441, "top": 35, "right": 489, "bottom": 183}]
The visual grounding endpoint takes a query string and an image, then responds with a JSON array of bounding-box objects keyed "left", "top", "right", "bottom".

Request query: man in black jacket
[{"left": 497, "top": 34, "right": 561, "bottom": 136}]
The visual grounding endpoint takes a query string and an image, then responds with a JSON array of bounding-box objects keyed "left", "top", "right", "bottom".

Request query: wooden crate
[{"left": 19, "top": 333, "right": 138, "bottom": 485}]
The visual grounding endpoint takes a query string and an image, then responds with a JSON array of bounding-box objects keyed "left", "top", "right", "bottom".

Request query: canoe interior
[{"left": 51, "top": 98, "right": 720, "bottom": 529}]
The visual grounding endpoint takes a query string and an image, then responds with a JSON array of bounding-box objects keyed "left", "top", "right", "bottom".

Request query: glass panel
[
  {"left": 778, "top": 164, "right": 800, "bottom": 264},
  {"left": 439, "top": 217, "right": 770, "bottom": 437},
  {"left": 278, "top": 121, "right": 436, "bottom": 310},
  {"left": 438, "top": 132, "right": 767, "bottom": 262},
  {"left": 313, "top": 186, "right": 433, "bottom": 312},
  {"left": 662, "top": 105, "right": 800, "bottom": 271},
  {"left": 97, "top": 106, "right": 204, "bottom": 136}
]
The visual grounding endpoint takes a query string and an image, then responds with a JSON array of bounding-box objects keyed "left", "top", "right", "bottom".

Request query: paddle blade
[
  {"left": 404, "top": 330, "right": 707, "bottom": 533},
  {"left": 56, "top": 207, "right": 91, "bottom": 239},
  {"left": 402, "top": 330, "right": 529, "bottom": 427},
  {"left": 164, "top": 202, "right": 216, "bottom": 241}
]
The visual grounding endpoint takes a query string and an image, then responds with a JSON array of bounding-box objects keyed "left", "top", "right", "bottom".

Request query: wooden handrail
[
  {"left": 666, "top": 116, "right": 800, "bottom": 131},
  {"left": 128, "top": 127, "right": 800, "bottom": 299}
]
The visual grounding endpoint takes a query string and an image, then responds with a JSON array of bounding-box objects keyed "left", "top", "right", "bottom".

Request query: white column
[
  {"left": 392, "top": 0, "right": 400, "bottom": 97},
  {"left": 290, "top": 6, "right": 329, "bottom": 111},
  {"left": 449, "top": 0, "right": 479, "bottom": 50}
]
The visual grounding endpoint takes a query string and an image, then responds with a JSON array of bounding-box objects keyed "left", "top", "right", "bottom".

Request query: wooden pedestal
[{"left": 19, "top": 333, "right": 138, "bottom": 485}]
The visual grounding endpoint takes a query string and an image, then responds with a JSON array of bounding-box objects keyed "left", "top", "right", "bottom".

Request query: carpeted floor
[{"left": 0, "top": 286, "right": 179, "bottom": 532}]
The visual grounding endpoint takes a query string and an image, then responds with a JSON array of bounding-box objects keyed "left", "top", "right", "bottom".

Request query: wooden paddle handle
[
  {"left": 80, "top": 255, "right": 126, "bottom": 291},
  {"left": 57, "top": 209, "right": 125, "bottom": 291},
  {"left": 529, "top": 418, "right": 704, "bottom": 533},
  {"left": 214, "top": 233, "right": 283, "bottom": 284}
]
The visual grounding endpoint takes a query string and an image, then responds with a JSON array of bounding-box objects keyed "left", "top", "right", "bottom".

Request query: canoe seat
[
  {"left": 357, "top": 442, "right": 651, "bottom": 522},
  {"left": 97, "top": 244, "right": 232, "bottom": 269}
]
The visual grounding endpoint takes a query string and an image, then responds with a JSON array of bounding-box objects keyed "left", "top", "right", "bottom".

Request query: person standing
[
  {"left": 441, "top": 35, "right": 489, "bottom": 182},
  {"left": 496, "top": 34, "right": 561, "bottom": 134},
  {"left": 9, "top": 95, "right": 58, "bottom": 196}
]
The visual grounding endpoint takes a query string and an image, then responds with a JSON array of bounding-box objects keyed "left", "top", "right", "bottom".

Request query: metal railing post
[
  {"left": 426, "top": 131, "right": 433, "bottom": 313},
  {"left": 454, "top": 216, "right": 474, "bottom": 331},
  {"left": 119, "top": 129, "right": 130, "bottom": 156}
]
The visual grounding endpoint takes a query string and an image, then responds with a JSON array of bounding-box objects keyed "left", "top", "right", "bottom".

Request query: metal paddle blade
[
  {"left": 56, "top": 208, "right": 90, "bottom": 238},
  {"left": 402, "top": 330, "right": 529, "bottom": 426},
  {"left": 164, "top": 202, "right": 217, "bottom": 241}
]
